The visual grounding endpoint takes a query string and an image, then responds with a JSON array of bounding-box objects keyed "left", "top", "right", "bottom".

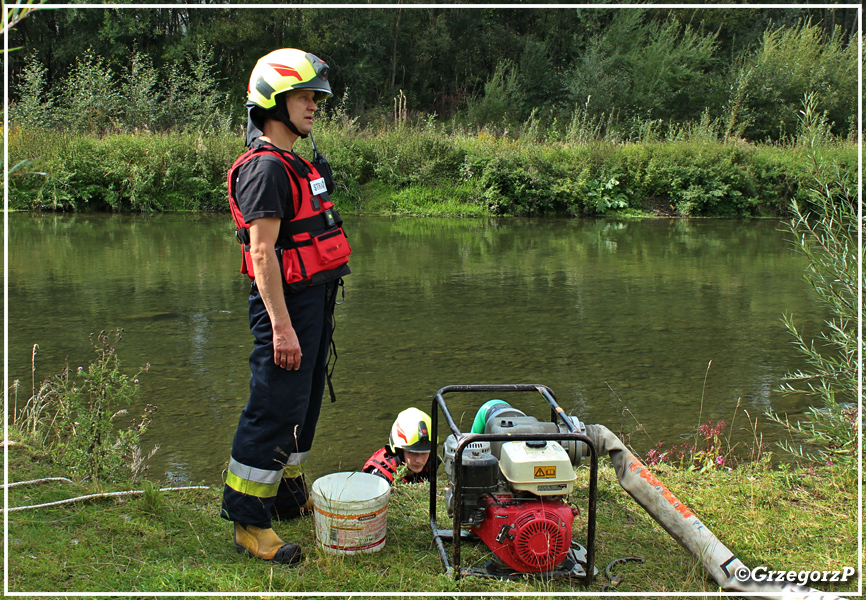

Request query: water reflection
[{"left": 7, "top": 213, "right": 826, "bottom": 484}]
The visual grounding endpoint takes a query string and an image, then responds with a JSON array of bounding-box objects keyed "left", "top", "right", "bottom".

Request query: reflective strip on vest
[{"left": 226, "top": 457, "right": 282, "bottom": 498}]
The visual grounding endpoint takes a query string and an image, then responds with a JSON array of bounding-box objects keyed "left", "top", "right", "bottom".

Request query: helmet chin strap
[
  {"left": 274, "top": 96, "right": 308, "bottom": 139},
  {"left": 281, "top": 114, "right": 308, "bottom": 139}
]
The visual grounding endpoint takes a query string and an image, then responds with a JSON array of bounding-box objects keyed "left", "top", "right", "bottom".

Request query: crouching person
[{"left": 363, "top": 408, "right": 433, "bottom": 484}]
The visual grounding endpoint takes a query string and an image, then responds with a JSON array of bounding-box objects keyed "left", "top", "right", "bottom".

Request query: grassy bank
[
  {"left": 5, "top": 422, "right": 857, "bottom": 595},
  {"left": 7, "top": 125, "right": 858, "bottom": 218}
]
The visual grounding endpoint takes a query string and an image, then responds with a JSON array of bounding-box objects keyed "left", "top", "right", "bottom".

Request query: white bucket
[{"left": 311, "top": 471, "right": 391, "bottom": 554}]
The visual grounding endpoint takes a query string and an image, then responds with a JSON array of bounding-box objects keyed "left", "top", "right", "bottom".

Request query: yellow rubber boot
[{"left": 234, "top": 522, "right": 302, "bottom": 564}]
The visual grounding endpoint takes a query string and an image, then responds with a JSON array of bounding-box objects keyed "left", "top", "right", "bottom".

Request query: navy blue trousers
[{"left": 221, "top": 279, "right": 337, "bottom": 528}]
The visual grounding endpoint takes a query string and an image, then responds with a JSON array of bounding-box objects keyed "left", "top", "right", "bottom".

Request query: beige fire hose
[{"left": 585, "top": 424, "right": 851, "bottom": 600}]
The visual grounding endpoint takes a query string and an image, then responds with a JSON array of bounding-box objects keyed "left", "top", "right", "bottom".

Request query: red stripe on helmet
[{"left": 268, "top": 63, "right": 302, "bottom": 80}]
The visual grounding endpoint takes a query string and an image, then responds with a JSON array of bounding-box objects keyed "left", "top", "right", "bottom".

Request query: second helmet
[{"left": 389, "top": 408, "right": 432, "bottom": 453}]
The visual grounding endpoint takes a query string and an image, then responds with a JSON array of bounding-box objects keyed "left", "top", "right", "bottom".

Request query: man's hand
[{"left": 272, "top": 320, "right": 302, "bottom": 370}]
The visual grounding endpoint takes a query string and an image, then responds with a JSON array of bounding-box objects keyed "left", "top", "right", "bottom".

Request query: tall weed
[
  {"left": 564, "top": 96, "right": 608, "bottom": 145},
  {"left": 17, "top": 330, "right": 158, "bottom": 483}
]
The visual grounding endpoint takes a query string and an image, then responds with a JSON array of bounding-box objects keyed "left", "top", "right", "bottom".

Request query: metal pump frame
[{"left": 428, "top": 384, "right": 598, "bottom": 584}]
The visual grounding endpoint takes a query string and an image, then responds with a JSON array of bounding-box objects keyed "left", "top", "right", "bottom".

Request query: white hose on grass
[
  {"left": 1, "top": 477, "right": 75, "bottom": 488},
  {"left": 5, "top": 486, "right": 211, "bottom": 512}
]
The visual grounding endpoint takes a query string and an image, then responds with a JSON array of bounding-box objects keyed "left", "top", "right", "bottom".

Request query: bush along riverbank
[{"left": 7, "top": 113, "right": 858, "bottom": 218}]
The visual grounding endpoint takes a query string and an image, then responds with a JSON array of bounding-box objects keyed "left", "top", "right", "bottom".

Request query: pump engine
[{"left": 442, "top": 401, "right": 588, "bottom": 574}]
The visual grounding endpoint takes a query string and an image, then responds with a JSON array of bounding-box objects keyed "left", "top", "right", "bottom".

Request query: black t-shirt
[{"left": 234, "top": 153, "right": 295, "bottom": 223}]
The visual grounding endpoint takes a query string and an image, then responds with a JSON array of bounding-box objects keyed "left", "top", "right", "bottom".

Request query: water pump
[
  {"left": 430, "top": 385, "right": 849, "bottom": 600},
  {"left": 430, "top": 385, "right": 598, "bottom": 581}
]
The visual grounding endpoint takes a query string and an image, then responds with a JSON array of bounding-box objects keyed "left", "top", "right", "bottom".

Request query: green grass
[
  {"left": 353, "top": 182, "right": 489, "bottom": 217},
  {"left": 6, "top": 429, "right": 857, "bottom": 595}
]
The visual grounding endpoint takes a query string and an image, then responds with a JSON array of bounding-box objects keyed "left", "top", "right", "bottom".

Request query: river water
[{"left": 7, "top": 212, "right": 826, "bottom": 485}]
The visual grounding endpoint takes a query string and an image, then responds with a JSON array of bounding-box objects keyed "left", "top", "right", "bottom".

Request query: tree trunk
[{"left": 389, "top": 7, "right": 402, "bottom": 92}]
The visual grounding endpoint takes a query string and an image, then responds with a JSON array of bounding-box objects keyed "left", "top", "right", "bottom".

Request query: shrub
[
  {"left": 566, "top": 11, "right": 719, "bottom": 125},
  {"left": 477, "top": 152, "right": 571, "bottom": 216},
  {"left": 765, "top": 95, "right": 860, "bottom": 465},
  {"left": 171, "top": 44, "right": 234, "bottom": 136},
  {"left": 60, "top": 49, "right": 122, "bottom": 135},
  {"left": 17, "top": 330, "right": 157, "bottom": 483},
  {"left": 8, "top": 53, "right": 55, "bottom": 130},
  {"left": 464, "top": 60, "right": 524, "bottom": 127},
  {"left": 122, "top": 51, "right": 163, "bottom": 132},
  {"left": 9, "top": 46, "right": 234, "bottom": 137},
  {"left": 727, "top": 21, "right": 857, "bottom": 141},
  {"left": 8, "top": 131, "right": 241, "bottom": 212},
  {"left": 6, "top": 121, "right": 857, "bottom": 217}
]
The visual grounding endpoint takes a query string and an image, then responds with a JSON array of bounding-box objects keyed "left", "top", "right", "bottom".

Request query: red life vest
[
  {"left": 363, "top": 447, "right": 431, "bottom": 484},
  {"left": 227, "top": 142, "right": 351, "bottom": 292}
]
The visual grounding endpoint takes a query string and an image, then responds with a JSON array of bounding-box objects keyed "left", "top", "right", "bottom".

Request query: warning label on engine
[{"left": 534, "top": 466, "right": 557, "bottom": 478}]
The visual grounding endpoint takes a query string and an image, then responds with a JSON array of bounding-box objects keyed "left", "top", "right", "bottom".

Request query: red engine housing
[{"left": 472, "top": 494, "right": 576, "bottom": 573}]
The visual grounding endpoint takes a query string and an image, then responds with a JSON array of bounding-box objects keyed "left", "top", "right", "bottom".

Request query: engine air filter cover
[{"left": 499, "top": 440, "right": 576, "bottom": 496}]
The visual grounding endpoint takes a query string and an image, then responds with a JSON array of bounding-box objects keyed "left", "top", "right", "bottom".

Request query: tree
[
  {"left": 567, "top": 10, "right": 719, "bottom": 125},
  {"left": 5, "top": 7, "right": 860, "bottom": 137},
  {"left": 8, "top": 52, "right": 54, "bottom": 129},
  {"left": 727, "top": 21, "right": 857, "bottom": 141}
]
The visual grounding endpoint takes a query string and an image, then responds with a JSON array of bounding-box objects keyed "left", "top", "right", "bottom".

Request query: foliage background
[
  {"left": 4, "top": 5, "right": 859, "bottom": 593},
  {"left": 8, "top": 6, "right": 858, "bottom": 217},
  {"left": 7, "top": 6, "right": 859, "bottom": 142}
]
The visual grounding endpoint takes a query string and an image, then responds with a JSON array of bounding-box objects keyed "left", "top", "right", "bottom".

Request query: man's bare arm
[{"left": 249, "top": 217, "right": 301, "bottom": 370}]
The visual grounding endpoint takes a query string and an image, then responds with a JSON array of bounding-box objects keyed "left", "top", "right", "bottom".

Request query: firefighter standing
[{"left": 221, "top": 48, "right": 351, "bottom": 565}]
